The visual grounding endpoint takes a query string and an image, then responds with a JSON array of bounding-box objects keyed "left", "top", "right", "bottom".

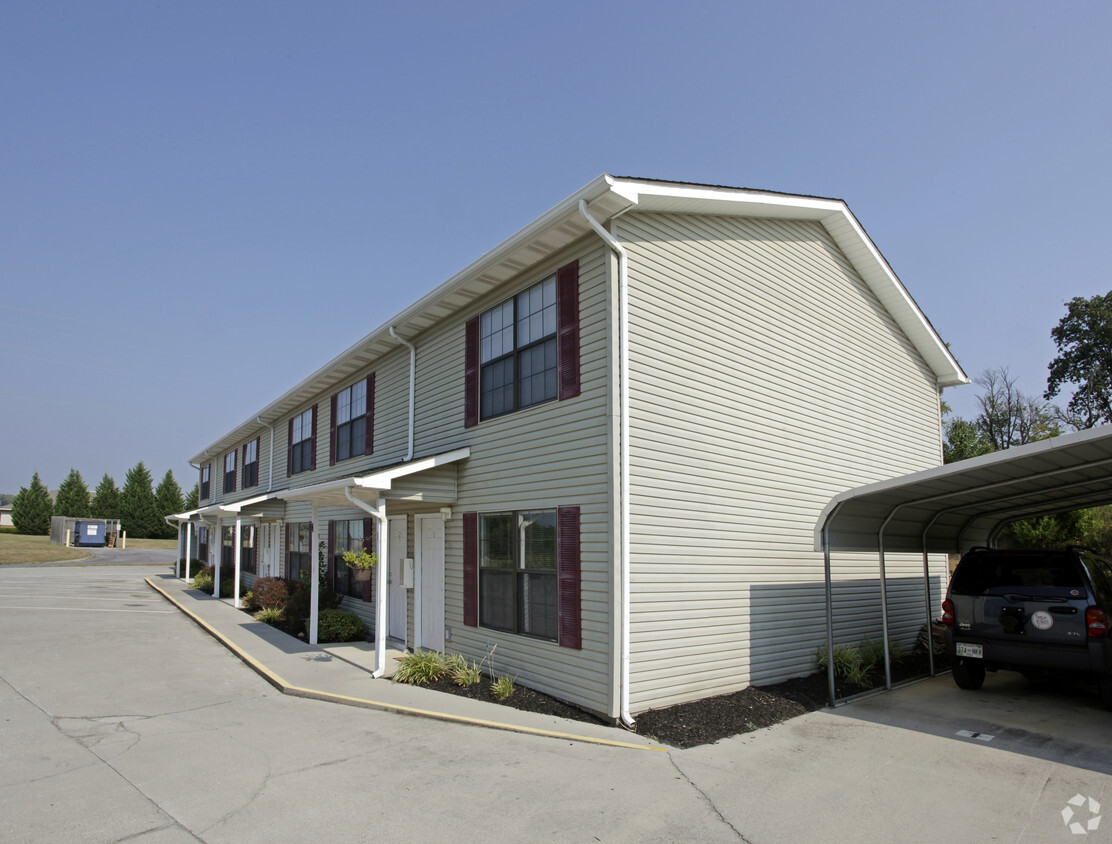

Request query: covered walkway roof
[{"left": 816, "top": 425, "right": 1112, "bottom": 555}]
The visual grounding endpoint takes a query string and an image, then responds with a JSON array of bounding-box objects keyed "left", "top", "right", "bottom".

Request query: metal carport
[{"left": 815, "top": 424, "right": 1112, "bottom": 705}]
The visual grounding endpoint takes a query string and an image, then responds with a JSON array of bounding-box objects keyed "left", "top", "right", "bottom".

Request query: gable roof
[{"left": 190, "top": 175, "right": 967, "bottom": 463}]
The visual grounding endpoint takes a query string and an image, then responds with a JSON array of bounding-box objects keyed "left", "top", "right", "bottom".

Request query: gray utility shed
[{"left": 816, "top": 423, "right": 1112, "bottom": 702}]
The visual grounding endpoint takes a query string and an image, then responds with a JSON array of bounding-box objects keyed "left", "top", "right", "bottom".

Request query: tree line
[
  {"left": 943, "top": 290, "right": 1112, "bottom": 552},
  {"left": 8, "top": 463, "right": 199, "bottom": 540}
]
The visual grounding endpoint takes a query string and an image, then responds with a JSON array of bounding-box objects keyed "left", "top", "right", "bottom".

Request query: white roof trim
[{"left": 191, "top": 175, "right": 966, "bottom": 462}]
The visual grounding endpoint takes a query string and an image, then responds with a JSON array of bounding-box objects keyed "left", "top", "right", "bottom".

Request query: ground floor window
[
  {"left": 219, "top": 525, "right": 257, "bottom": 573},
  {"left": 196, "top": 526, "right": 209, "bottom": 566},
  {"left": 289, "top": 522, "right": 312, "bottom": 582},
  {"left": 332, "top": 519, "right": 369, "bottom": 599},
  {"left": 479, "top": 509, "right": 557, "bottom": 640}
]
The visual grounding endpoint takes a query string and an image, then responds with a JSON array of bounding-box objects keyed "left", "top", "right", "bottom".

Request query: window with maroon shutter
[
  {"left": 331, "top": 519, "right": 370, "bottom": 601},
  {"left": 332, "top": 376, "right": 373, "bottom": 463},
  {"left": 361, "top": 517, "right": 373, "bottom": 602},
  {"left": 243, "top": 438, "right": 259, "bottom": 488},
  {"left": 309, "top": 404, "right": 318, "bottom": 470},
  {"left": 463, "top": 513, "right": 478, "bottom": 626},
  {"left": 200, "top": 465, "right": 210, "bottom": 500},
  {"left": 557, "top": 506, "right": 581, "bottom": 649},
  {"left": 224, "top": 451, "right": 236, "bottom": 494},
  {"left": 290, "top": 409, "right": 314, "bottom": 474},
  {"left": 476, "top": 508, "right": 560, "bottom": 641},
  {"left": 470, "top": 259, "right": 580, "bottom": 423}
]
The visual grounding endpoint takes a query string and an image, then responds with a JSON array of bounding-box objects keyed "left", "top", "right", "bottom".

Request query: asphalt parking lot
[{"left": 1, "top": 562, "right": 1109, "bottom": 843}]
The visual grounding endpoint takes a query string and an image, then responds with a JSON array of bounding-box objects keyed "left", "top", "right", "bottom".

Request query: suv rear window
[{"left": 950, "top": 552, "right": 1085, "bottom": 596}]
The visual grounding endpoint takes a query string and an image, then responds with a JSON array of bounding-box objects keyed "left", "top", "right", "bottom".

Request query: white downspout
[
  {"left": 389, "top": 327, "right": 416, "bottom": 462},
  {"left": 345, "top": 486, "right": 389, "bottom": 678},
  {"left": 578, "top": 199, "right": 634, "bottom": 728},
  {"left": 257, "top": 417, "right": 276, "bottom": 492}
]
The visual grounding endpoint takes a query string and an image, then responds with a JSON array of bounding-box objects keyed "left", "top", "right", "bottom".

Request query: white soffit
[{"left": 816, "top": 425, "right": 1112, "bottom": 554}]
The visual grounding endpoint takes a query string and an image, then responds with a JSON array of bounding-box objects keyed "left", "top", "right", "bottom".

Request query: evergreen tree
[
  {"left": 154, "top": 470, "right": 184, "bottom": 539},
  {"left": 11, "top": 472, "right": 53, "bottom": 535},
  {"left": 119, "top": 462, "right": 160, "bottom": 539},
  {"left": 54, "top": 468, "right": 91, "bottom": 518},
  {"left": 90, "top": 474, "right": 120, "bottom": 519},
  {"left": 183, "top": 483, "right": 199, "bottom": 511}
]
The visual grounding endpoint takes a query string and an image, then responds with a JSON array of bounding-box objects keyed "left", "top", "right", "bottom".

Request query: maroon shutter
[
  {"left": 327, "top": 520, "right": 336, "bottom": 587},
  {"left": 241, "top": 445, "right": 247, "bottom": 489},
  {"left": 464, "top": 317, "right": 479, "bottom": 428},
  {"left": 362, "top": 517, "right": 373, "bottom": 602},
  {"left": 254, "top": 436, "right": 261, "bottom": 487},
  {"left": 557, "top": 506, "right": 582, "bottom": 649},
  {"left": 557, "top": 260, "right": 581, "bottom": 401},
  {"left": 286, "top": 418, "right": 294, "bottom": 477},
  {"left": 227, "top": 452, "right": 236, "bottom": 493},
  {"left": 463, "top": 512, "right": 478, "bottom": 626},
  {"left": 329, "top": 394, "right": 338, "bottom": 466},
  {"left": 309, "top": 404, "right": 318, "bottom": 470},
  {"left": 284, "top": 522, "right": 290, "bottom": 579},
  {"left": 365, "top": 373, "right": 375, "bottom": 455}
]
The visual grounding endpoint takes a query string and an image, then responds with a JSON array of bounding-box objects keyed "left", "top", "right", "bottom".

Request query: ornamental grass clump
[
  {"left": 447, "top": 654, "right": 482, "bottom": 687},
  {"left": 254, "top": 607, "right": 284, "bottom": 626},
  {"left": 490, "top": 674, "right": 516, "bottom": 700},
  {"left": 392, "top": 650, "right": 449, "bottom": 685}
]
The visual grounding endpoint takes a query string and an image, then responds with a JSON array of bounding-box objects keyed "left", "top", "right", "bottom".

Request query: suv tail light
[
  {"left": 942, "top": 599, "right": 955, "bottom": 626},
  {"left": 1086, "top": 606, "right": 1108, "bottom": 638}
]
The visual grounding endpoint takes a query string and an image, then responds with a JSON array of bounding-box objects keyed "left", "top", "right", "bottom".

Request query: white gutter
[
  {"left": 344, "top": 487, "right": 388, "bottom": 678},
  {"left": 578, "top": 199, "right": 635, "bottom": 728},
  {"left": 257, "top": 417, "right": 276, "bottom": 492},
  {"left": 389, "top": 327, "right": 416, "bottom": 462}
]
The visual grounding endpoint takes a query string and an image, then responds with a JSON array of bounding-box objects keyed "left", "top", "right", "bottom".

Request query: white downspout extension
[
  {"left": 578, "top": 199, "right": 635, "bottom": 728},
  {"left": 345, "top": 486, "right": 389, "bottom": 677},
  {"left": 257, "top": 417, "right": 276, "bottom": 492},
  {"left": 389, "top": 327, "right": 416, "bottom": 462}
]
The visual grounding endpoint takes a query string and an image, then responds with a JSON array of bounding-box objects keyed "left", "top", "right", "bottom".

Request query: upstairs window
[
  {"left": 288, "top": 407, "right": 316, "bottom": 475},
  {"left": 200, "top": 465, "right": 210, "bottom": 500},
  {"left": 465, "top": 260, "right": 579, "bottom": 427},
  {"left": 330, "top": 375, "right": 375, "bottom": 465},
  {"left": 223, "top": 451, "right": 237, "bottom": 494},
  {"left": 242, "top": 438, "right": 259, "bottom": 489}
]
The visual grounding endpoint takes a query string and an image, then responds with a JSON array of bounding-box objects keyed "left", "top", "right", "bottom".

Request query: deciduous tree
[{"left": 1045, "top": 291, "right": 1112, "bottom": 428}]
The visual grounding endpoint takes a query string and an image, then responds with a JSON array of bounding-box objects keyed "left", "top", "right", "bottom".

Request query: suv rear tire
[{"left": 952, "top": 658, "right": 986, "bottom": 690}]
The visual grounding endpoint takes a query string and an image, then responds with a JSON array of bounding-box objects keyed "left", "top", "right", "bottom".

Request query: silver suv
[{"left": 942, "top": 547, "right": 1112, "bottom": 709}]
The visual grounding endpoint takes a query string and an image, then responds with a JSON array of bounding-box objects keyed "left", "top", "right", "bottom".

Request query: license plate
[{"left": 956, "top": 642, "right": 983, "bottom": 659}]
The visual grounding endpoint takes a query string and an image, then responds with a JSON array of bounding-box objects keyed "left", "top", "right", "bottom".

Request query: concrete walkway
[{"left": 145, "top": 573, "right": 663, "bottom": 752}]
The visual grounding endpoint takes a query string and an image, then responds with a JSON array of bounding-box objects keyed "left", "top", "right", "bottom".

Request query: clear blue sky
[{"left": 2, "top": 0, "right": 1110, "bottom": 495}]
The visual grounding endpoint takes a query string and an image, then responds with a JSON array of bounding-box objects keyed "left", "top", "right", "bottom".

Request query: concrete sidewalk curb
[{"left": 145, "top": 577, "right": 665, "bottom": 752}]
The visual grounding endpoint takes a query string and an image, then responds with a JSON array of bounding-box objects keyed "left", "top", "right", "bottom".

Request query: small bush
[
  {"left": 191, "top": 571, "right": 213, "bottom": 593},
  {"left": 254, "top": 607, "right": 284, "bottom": 625},
  {"left": 491, "top": 674, "right": 516, "bottom": 700},
  {"left": 285, "top": 579, "right": 343, "bottom": 620},
  {"left": 447, "top": 654, "right": 482, "bottom": 687},
  {"left": 393, "top": 650, "right": 449, "bottom": 685},
  {"left": 309, "top": 609, "right": 366, "bottom": 643},
  {"left": 251, "top": 577, "right": 290, "bottom": 611}
]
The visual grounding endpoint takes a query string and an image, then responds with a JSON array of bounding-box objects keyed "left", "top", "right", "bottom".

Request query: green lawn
[{"left": 0, "top": 534, "right": 90, "bottom": 565}]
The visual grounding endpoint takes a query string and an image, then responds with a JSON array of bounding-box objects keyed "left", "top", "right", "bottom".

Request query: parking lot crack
[{"left": 667, "top": 752, "right": 752, "bottom": 842}]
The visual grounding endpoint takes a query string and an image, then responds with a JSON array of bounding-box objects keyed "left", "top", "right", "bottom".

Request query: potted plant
[{"left": 342, "top": 547, "right": 377, "bottom": 582}]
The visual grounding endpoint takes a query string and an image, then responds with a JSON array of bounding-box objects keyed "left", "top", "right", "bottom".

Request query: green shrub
[
  {"left": 191, "top": 572, "right": 213, "bottom": 592},
  {"left": 0, "top": 526, "right": 19, "bottom": 534},
  {"left": 393, "top": 650, "right": 449, "bottom": 685},
  {"left": 254, "top": 607, "right": 284, "bottom": 625},
  {"left": 490, "top": 674, "right": 516, "bottom": 700},
  {"left": 308, "top": 609, "right": 366, "bottom": 643},
  {"left": 447, "top": 654, "right": 482, "bottom": 687},
  {"left": 284, "top": 578, "right": 342, "bottom": 620},
  {"left": 251, "top": 577, "right": 290, "bottom": 611}
]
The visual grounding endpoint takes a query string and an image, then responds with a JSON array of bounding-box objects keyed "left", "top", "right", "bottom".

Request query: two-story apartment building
[{"left": 170, "top": 175, "right": 967, "bottom": 723}]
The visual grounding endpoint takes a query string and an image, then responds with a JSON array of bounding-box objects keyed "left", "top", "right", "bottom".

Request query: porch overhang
[{"left": 276, "top": 447, "right": 470, "bottom": 508}]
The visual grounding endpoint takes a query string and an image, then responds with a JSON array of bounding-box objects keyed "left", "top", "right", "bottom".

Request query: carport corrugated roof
[
  {"left": 814, "top": 423, "right": 1112, "bottom": 705},
  {"left": 816, "top": 424, "right": 1112, "bottom": 555}
]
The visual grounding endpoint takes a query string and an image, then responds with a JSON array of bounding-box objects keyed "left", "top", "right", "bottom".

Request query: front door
[
  {"left": 416, "top": 514, "right": 444, "bottom": 652},
  {"left": 388, "top": 515, "right": 407, "bottom": 642}
]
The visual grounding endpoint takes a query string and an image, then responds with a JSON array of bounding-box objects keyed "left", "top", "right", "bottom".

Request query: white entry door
[
  {"left": 415, "top": 514, "right": 444, "bottom": 652},
  {"left": 388, "top": 515, "right": 407, "bottom": 642}
]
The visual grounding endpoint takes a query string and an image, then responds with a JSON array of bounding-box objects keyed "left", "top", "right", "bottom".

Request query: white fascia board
[
  {"left": 279, "top": 447, "right": 471, "bottom": 503},
  {"left": 166, "top": 507, "right": 205, "bottom": 522}
]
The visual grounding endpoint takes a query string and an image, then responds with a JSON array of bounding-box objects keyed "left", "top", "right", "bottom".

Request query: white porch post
[
  {"left": 234, "top": 516, "right": 243, "bottom": 607},
  {"left": 213, "top": 518, "right": 222, "bottom": 598},
  {"left": 184, "top": 521, "right": 192, "bottom": 582},
  {"left": 309, "top": 502, "right": 321, "bottom": 645},
  {"left": 375, "top": 497, "right": 387, "bottom": 675},
  {"left": 175, "top": 522, "right": 183, "bottom": 579}
]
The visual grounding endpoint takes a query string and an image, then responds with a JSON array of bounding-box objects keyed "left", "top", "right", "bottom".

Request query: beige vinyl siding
[
  {"left": 616, "top": 211, "right": 947, "bottom": 711},
  {"left": 417, "top": 240, "right": 615, "bottom": 717}
]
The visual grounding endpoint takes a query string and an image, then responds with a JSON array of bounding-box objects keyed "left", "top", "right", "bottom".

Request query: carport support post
[
  {"left": 878, "top": 541, "right": 893, "bottom": 690},
  {"left": 309, "top": 502, "right": 320, "bottom": 645},
  {"left": 233, "top": 516, "right": 242, "bottom": 608},
  {"left": 184, "top": 523, "right": 192, "bottom": 581},
  {"left": 823, "top": 522, "right": 837, "bottom": 706},
  {"left": 213, "top": 518, "right": 222, "bottom": 599}
]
